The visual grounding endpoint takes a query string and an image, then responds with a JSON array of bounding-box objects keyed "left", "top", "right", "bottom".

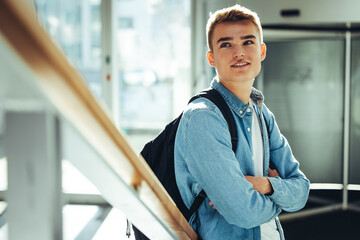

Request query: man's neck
[{"left": 220, "top": 79, "right": 254, "bottom": 104}]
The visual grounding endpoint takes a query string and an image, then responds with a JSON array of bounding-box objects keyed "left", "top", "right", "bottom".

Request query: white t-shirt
[{"left": 250, "top": 100, "right": 280, "bottom": 240}]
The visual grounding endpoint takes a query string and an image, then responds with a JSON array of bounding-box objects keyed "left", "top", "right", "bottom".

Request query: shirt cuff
[{"left": 267, "top": 176, "right": 284, "bottom": 202}]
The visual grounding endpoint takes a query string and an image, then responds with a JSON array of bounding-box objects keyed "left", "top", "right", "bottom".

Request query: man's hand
[
  {"left": 244, "top": 176, "right": 273, "bottom": 195},
  {"left": 245, "top": 168, "right": 280, "bottom": 195},
  {"left": 268, "top": 168, "right": 280, "bottom": 178}
]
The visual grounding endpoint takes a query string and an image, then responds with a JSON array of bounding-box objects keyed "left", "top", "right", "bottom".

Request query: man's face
[{"left": 207, "top": 20, "right": 266, "bottom": 87}]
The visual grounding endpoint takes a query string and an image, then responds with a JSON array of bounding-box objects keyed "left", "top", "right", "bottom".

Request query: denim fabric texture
[{"left": 174, "top": 78, "right": 310, "bottom": 240}]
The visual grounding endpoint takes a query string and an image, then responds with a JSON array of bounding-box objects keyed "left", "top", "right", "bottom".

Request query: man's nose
[{"left": 233, "top": 46, "right": 245, "bottom": 58}]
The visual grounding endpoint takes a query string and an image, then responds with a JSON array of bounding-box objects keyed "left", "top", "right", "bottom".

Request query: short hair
[{"left": 206, "top": 4, "right": 263, "bottom": 51}]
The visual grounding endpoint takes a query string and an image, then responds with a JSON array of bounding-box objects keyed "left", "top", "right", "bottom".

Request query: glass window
[
  {"left": 62, "top": 160, "right": 100, "bottom": 194},
  {"left": 30, "top": 1, "right": 192, "bottom": 238},
  {"left": 350, "top": 38, "right": 360, "bottom": 184},
  {"left": 118, "top": 17, "right": 134, "bottom": 29},
  {"left": 260, "top": 39, "right": 344, "bottom": 183},
  {"left": 35, "top": 0, "right": 102, "bottom": 98},
  {"left": 31, "top": 0, "right": 102, "bottom": 196},
  {"left": 117, "top": 0, "right": 191, "bottom": 129},
  {"left": 92, "top": 207, "right": 133, "bottom": 239},
  {"left": 34, "top": 0, "right": 102, "bottom": 194},
  {"left": 63, "top": 205, "right": 98, "bottom": 239}
]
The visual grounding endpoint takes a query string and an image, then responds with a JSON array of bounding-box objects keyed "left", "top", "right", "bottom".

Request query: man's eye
[
  {"left": 220, "top": 42, "right": 231, "bottom": 48},
  {"left": 244, "top": 40, "right": 254, "bottom": 45}
]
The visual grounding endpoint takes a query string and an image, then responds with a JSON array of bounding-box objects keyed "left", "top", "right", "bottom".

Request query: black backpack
[{"left": 132, "top": 88, "right": 238, "bottom": 240}]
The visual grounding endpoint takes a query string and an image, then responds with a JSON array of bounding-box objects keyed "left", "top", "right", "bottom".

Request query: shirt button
[
  {"left": 247, "top": 127, "right": 251, "bottom": 132},
  {"left": 240, "top": 110, "right": 243, "bottom": 114},
  {"left": 247, "top": 108, "right": 251, "bottom": 112}
]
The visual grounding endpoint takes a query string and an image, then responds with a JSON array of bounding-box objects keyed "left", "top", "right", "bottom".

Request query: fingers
[
  {"left": 268, "top": 168, "right": 280, "bottom": 177},
  {"left": 244, "top": 175, "right": 255, "bottom": 184},
  {"left": 209, "top": 201, "right": 216, "bottom": 210},
  {"left": 244, "top": 176, "right": 271, "bottom": 194},
  {"left": 209, "top": 201, "right": 221, "bottom": 215},
  {"left": 244, "top": 175, "right": 253, "bottom": 181}
]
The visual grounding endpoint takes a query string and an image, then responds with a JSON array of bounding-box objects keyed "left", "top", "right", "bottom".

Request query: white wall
[
  {"left": 207, "top": 0, "right": 360, "bottom": 25},
  {"left": 242, "top": 0, "right": 360, "bottom": 24}
]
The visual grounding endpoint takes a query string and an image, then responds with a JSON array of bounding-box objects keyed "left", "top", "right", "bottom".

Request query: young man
[{"left": 174, "top": 5, "right": 310, "bottom": 240}]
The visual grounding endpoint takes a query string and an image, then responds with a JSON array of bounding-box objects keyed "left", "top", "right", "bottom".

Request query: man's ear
[
  {"left": 260, "top": 43, "right": 267, "bottom": 61},
  {"left": 207, "top": 51, "right": 215, "bottom": 66}
]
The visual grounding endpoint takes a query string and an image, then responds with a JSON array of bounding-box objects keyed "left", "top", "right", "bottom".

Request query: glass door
[
  {"left": 350, "top": 35, "right": 360, "bottom": 185},
  {"left": 258, "top": 30, "right": 345, "bottom": 184}
]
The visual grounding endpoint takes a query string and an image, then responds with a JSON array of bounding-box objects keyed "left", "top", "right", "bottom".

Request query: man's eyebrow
[
  {"left": 216, "top": 37, "right": 233, "bottom": 44},
  {"left": 241, "top": 35, "right": 256, "bottom": 40},
  {"left": 216, "top": 35, "right": 257, "bottom": 45}
]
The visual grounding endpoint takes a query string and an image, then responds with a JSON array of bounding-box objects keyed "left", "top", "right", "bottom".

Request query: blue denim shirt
[{"left": 174, "top": 78, "right": 310, "bottom": 239}]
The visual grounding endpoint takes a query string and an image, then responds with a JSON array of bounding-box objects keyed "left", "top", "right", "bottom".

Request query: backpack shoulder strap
[
  {"left": 189, "top": 88, "right": 238, "bottom": 152},
  {"left": 261, "top": 109, "right": 271, "bottom": 141},
  {"left": 261, "top": 108, "right": 275, "bottom": 170},
  {"left": 187, "top": 88, "right": 238, "bottom": 217}
]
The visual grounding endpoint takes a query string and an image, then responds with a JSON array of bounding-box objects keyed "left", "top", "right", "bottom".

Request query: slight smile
[{"left": 231, "top": 62, "right": 249, "bottom": 68}]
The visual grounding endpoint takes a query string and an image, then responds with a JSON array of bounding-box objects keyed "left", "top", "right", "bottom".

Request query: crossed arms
[
  {"left": 209, "top": 168, "right": 280, "bottom": 209},
  {"left": 176, "top": 99, "right": 310, "bottom": 228}
]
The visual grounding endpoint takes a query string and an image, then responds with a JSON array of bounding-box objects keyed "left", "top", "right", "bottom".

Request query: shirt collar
[{"left": 210, "top": 77, "right": 264, "bottom": 118}]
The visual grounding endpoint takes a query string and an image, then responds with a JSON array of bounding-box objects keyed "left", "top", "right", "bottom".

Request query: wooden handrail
[{"left": 0, "top": 0, "right": 197, "bottom": 239}]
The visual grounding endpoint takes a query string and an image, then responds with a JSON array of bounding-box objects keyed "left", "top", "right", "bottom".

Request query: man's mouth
[{"left": 231, "top": 62, "right": 249, "bottom": 67}]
